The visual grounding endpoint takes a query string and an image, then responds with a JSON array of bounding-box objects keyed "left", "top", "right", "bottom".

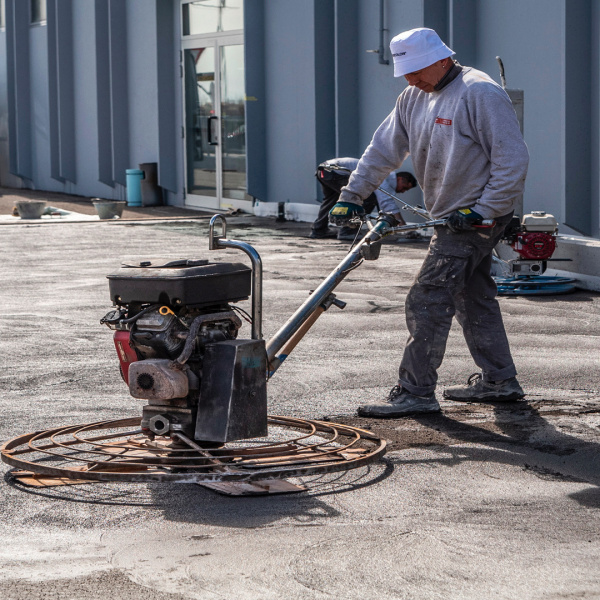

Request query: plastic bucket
[
  {"left": 126, "top": 169, "right": 144, "bottom": 207},
  {"left": 92, "top": 199, "right": 126, "bottom": 219},
  {"left": 15, "top": 200, "right": 47, "bottom": 219}
]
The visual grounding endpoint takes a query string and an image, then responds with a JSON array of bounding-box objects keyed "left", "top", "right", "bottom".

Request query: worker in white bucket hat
[
  {"left": 329, "top": 28, "right": 530, "bottom": 418},
  {"left": 390, "top": 27, "right": 455, "bottom": 79}
]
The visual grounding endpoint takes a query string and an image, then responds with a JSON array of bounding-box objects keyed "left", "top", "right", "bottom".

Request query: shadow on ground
[
  {"left": 3, "top": 458, "right": 395, "bottom": 527},
  {"left": 333, "top": 396, "right": 600, "bottom": 508}
]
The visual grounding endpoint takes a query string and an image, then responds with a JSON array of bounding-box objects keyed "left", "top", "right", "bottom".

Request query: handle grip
[{"left": 207, "top": 116, "right": 219, "bottom": 146}]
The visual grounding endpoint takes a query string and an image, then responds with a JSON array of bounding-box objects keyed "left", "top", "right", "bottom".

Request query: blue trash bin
[{"left": 126, "top": 169, "right": 144, "bottom": 207}]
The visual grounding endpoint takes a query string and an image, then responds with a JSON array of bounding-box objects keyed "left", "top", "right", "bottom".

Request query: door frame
[{"left": 181, "top": 31, "right": 245, "bottom": 211}]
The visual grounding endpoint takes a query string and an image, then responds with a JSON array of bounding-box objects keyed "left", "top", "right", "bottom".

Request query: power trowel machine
[
  {"left": 100, "top": 170, "right": 495, "bottom": 450},
  {"left": 100, "top": 155, "right": 481, "bottom": 452},
  {"left": 492, "top": 211, "right": 575, "bottom": 295},
  {"left": 1, "top": 189, "right": 492, "bottom": 490},
  {"left": 99, "top": 210, "right": 443, "bottom": 449}
]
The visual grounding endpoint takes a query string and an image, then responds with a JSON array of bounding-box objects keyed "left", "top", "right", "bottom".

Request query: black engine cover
[{"left": 107, "top": 259, "right": 251, "bottom": 307}]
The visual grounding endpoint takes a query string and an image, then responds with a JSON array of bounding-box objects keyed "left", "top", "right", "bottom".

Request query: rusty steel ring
[{"left": 1, "top": 416, "right": 386, "bottom": 484}]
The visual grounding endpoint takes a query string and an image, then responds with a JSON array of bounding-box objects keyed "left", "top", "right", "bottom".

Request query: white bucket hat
[{"left": 390, "top": 28, "right": 455, "bottom": 77}]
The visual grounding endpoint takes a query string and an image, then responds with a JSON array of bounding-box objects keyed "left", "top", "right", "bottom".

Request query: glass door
[{"left": 182, "top": 35, "right": 250, "bottom": 211}]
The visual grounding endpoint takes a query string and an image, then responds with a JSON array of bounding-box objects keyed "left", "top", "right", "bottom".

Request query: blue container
[{"left": 126, "top": 169, "right": 144, "bottom": 207}]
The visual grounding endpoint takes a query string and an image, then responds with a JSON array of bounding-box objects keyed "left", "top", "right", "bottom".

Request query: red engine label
[
  {"left": 512, "top": 232, "right": 556, "bottom": 260},
  {"left": 113, "top": 330, "right": 138, "bottom": 385}
]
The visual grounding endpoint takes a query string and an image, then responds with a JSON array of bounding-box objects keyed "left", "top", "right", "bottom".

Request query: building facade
[{"left": 1, "top": 0, "right": 599, "bottom": 238}]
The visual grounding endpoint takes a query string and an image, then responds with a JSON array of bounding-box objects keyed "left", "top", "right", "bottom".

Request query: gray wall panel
[
  {"left": 424, "top": 0, "right": 448, "bottom": 42},
  {"left": 47, "top": 0, "right": 62, "bottom": 181},
  {"left": 357, "top": 0, "right": 420, "bottom": 148},
  {"left": 95, "top": 0, "right": 113, "bottom": 186},
  {"left": 72, "top": 0, "right": 113, "bottom": 198},
  {"left": 94, "top": 0, "right": 131, "bottom": 189},
  {"left": 109, "top": 0, "right": 129, "bottom": 187},
  {"left": 6, "top": 0, "right": 32, "bottom": 180},
  {"left": 29, "top": 23, "right": 52, "bottom": 189},
  {"left": 450, "top": 0, "right": 476, "bottom": 66},
  {"left": 155, "top": 0, "right": 178, "bottom": 194},
  {"left": 314, "top": 0, "right": 336, "bottom": 167},
  {"left": 0, "top": 29, "right": 22, "bottom": 187},
  {"left": 244, "top": 0, "right": 267, "bottom": 201},
  {"left": 56, "top": 0, "right": 76, "bottom": 182},
  {"left": 264, "top": 0, "right": 317, "bottom": 203},
  {"left": 592, "top": 0, "right": 600, "bottom": 237},
  {"left": 356, "top": 0, "right": 422, "bottom": 208},
  {"left": 128, "top": 0, "right": 159, "bottom": 167},
  {"left": 334, "top": 0, "right": 359, "bottom": 158},
  {"left": 47, "top": 0, "right": 76, "bottom": 184},
  {"left": 564, "top": 1, "right": 592, "bottom": 235}
]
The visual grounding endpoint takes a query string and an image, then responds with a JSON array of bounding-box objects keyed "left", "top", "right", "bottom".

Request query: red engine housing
[
  {"left": 511, "top": 232, "right": 556, "bottom": 260},
  {"left": 113, "top": 330, "right": 138, "bottom": 384}
]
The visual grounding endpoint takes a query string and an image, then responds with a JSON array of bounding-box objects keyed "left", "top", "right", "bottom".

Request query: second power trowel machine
[{"left": 100, "top": 207, "right": 457, "bottom": 449}]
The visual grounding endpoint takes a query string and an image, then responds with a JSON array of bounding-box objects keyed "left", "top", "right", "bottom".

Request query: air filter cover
[{"left": 108, "top": 259, "right": 251, "bottom": 306}]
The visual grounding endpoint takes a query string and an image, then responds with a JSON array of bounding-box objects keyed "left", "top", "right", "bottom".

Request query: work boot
[
  {"left": 357, "top": 385, "right": 441, "bottom": 418},
  {"left": 337, "top": 226, "right": 360, "bottom": 241},
  {"left": 443, "top": 373, "right": 525, "bottom": 402},
  {"left": 309, "top": 228, "right": 337, "bottom": 239}
]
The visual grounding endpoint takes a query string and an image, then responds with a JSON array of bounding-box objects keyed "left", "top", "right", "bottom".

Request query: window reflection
[
  {"left": 220, "top": 44, "right": 247, "bottom": 200},
  {"left": 31, "top": 0, "right": 46, "bottom": 24},
  {"left": 184, "top": 48, "right": 218, "bottom": 197},
  {"left": 182, "top": 0, "right": 243, "bottom": 36}
]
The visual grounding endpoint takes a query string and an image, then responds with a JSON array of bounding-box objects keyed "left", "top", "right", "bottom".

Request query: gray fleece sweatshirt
[{"left": 339, "top": 67, "right": 529, "bottom": 219}]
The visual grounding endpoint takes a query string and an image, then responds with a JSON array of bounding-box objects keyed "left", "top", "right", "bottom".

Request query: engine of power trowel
[
  {"left": 498, "top": 211, "right": 558, "bottom": 275},
  {"left": 101, "top": 258, "right": 268, "bottom": 445}
]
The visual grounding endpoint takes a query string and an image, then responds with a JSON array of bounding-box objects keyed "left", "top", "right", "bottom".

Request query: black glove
[
  {"left": 329, "top": 202, "right": 365, "bottom": 226},
  {"left": 446, "top": 208, "right": 484, "bottom": 232}
]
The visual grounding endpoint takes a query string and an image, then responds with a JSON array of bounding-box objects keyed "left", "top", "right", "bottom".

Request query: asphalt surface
[{"left": 1, "top": 190, "right": 599, "bottom": 599}]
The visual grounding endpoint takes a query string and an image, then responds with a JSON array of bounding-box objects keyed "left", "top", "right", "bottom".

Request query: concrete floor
[{"left": 1, "top": 190, "right": 599, "bottom": 599}]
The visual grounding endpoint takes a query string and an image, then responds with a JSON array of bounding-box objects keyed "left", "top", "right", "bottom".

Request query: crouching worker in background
[{"left": 310, "top": 157, "right": 416, "bottom": 241}]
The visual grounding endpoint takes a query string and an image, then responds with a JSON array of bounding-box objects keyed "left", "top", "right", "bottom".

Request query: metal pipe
[
  {"left": 373, "top": 184, "right": 430, "bottom": 218},
  {"left": 265, "top": 218, "right": 392, "bottom": 364},
  {"left": 209, "top": 215, "right": 263, "bottom": 340},
  {"left": 378, "top": 0, "right": 389, "bottom": 65},
  {"left": 266, "top": 216, "right": 497, "bottom": 370}
]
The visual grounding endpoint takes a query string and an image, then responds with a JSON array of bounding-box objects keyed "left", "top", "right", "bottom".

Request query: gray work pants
[{"left": 399, "top": 213, "right": 516, "bottom": 396}]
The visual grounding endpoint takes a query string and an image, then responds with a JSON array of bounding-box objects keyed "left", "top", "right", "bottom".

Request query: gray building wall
[
  {"left": 72, "top": 0, "right": 102, "bottom": 196},
  {"left": 0, "top": 0, "right": 180, "bottom": 203},
  {"left": 0, "top": 0, "right": 599, "bottom": 238},
  {"left": 257, "top": 0, "right": 599, "bottom": 237}
]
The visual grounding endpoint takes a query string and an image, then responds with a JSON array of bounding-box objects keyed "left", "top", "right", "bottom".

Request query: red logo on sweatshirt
[{"left": 435, "top": 117, "right": 452, "bottom": 126}]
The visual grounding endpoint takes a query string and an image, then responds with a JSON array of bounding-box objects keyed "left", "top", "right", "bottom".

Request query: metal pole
[
  {"left": 209, "top": 215, "right": 263, "bottom": 340},
  {"left": 378, "top": 0, "right": 389, "bottom": 65}
]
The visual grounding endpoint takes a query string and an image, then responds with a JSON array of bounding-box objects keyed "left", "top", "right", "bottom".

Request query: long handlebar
[
  {"left": 265, "top": 217, "right": 394, "bottom": 373},
  {"left": 209, "top": 212, "right": 495, "bottom": 378},
  {"left": 323, "top": 164, "right": 496, "bottom": 230}
]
